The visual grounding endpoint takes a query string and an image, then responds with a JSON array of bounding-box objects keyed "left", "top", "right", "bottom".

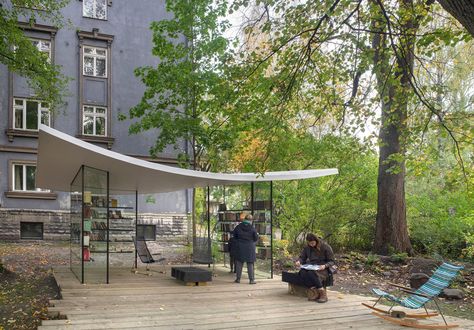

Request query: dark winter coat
[
  {"left": 233, "top": 222, "right": 258, "bottom": 262},
  {"left": 298, "top": 238, "right": 336, "bottom": 286},
  {"left": 228, "top": 235, "right": 236, "bottom": 258}
]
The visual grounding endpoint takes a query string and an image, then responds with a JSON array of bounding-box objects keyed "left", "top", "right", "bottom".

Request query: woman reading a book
[{"left": 295, "top": 233, "right": 335, "bottom": 303}]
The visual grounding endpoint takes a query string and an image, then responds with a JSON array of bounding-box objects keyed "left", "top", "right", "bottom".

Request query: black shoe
[
  {"left": 249, "top": 280, "right": 256, "bottom": 284},
  {"left": 234, "top": 279, "right": 240, "bottom": 283}
]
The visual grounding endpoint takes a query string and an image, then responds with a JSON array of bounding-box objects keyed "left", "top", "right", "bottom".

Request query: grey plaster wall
[{"left": 0, "top": 1, "right": 193, "bottom": 215}]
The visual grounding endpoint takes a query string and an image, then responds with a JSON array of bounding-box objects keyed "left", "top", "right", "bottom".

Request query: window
[
  {"left": 13, "top": 98, "right": 50, "bottom": 131},
  {"left": 20, "top": 222, "right": 44, "bottom": 240},
  {"left": 83, "top": 46, "right": 107, "bottom": 77},
  {"left": 12, "top": 163, "right": 47, "bottom": 192},
  {"left": 137, "top": 225, "right": 156, "bottom": 241},
  {"left": 31, "top": 38, "right": 51, "bottom": 60},
  {"left": 83, "top": 0, "right": 107, "bottom": 20},
  {"left": 83, "top": 106, "right": 107, "bottom": 136}
]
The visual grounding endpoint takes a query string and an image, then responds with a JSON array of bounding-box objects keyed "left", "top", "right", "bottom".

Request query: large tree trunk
[
  {"left": 374, "top": 103, "right": 413, "bottom": 255},
  {"left": 371, "top": 0, "right": 415, "bottom": 255},
  {"left": 438, "top": 0, "right": 474, "bottom": 37}
]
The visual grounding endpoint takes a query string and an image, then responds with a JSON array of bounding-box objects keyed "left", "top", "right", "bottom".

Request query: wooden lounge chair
[
  {"left": 132, "top": 236, "right": 166, "bottom": 276},
  {"left": 362, "top": 262, "right": 464, "bottom": 329}
]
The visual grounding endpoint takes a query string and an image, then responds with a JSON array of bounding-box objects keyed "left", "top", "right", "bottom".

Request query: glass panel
[
  {"left": 253, "top": 182, "right": 272, "bottom": 277},
  {"left": 41, "top": 110, "right": 50, "bottom": 126},
  {"left": 84, "top": 56, "right": 94, "bottom": 75},
  {"left": 96, "top": 107, "right": 106, "bottom": 114},
  {"left": 83, "top": 0, "right": 94, "bottom": 17},
  {"left": 137, "top": 225, "right": 155, "bottom": 241},
  {"left": 95, "top": 116, "right": 106, "bottom": 136},
  {"left": 211, "top": 183, "right": 273, "bottom": 278},
  {"left": 14, "top": 99, "right": 23, "bottom": 106},
  {"left": 96, "top": 58, "right": 106, "bottom": 77},
  {"left": 26, "top": 100, "right": 38, "bottom": 130},
  {"left": 83, "top": 166, "right": 108, "bottom": 284},
  {"left": 84, "top": 47, "right": 93, "bottom": 55},
  {"left": 70, "top": 167, "right": 83, "bottom": 283},
  {"left": 14, "top": 108, "right": 23, "bottom": 129},
  {"left": 26, "top": 166, "right": 36, "bottom": 191},
  {"left": 84, "top": 106, "right": 93, "bottom": 113},
  {"left": 83, "top": 115, "right": 94, "bottom": 135},
  {"left": 96, "top": 0, "right": 107, "bottom": 19},
  {"left": 40, "top": 41, "right": 51, "bottom": 52},
  {"left": 96, "top": 49, "right": 106, "bottom": 56},
  {"left": 14, "top": 165, "right": 23, "bottom": 191},
  {"left": 20, "top": 222, "right": 43, "bottom": 240}
]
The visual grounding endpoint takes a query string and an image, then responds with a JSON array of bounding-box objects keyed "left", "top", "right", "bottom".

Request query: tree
[
  {"left": 0, "top": 0, "right": 69, "bottom": 108},
  {"left": 438, "top": 0, "right": 474, "bottom": 36},
  {"left": 126, "top": 0, "right": 472, "bottom": 254}
]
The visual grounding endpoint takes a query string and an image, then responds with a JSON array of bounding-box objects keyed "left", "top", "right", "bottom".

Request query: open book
[{"left": 300, "top": 264, "right": 322, "bottom": 271}]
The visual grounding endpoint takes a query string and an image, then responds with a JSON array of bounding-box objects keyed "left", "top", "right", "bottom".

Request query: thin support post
[
  {"left": 135, "top": 190, "right": 138, "bottom": 269},
  {"left": 270, "top": 181, "right": 273, "bottom": 279},
  {"left": 106, "top": 171, "right": 109, "bottom": 284},
  {"left": 250, "top": 182, "right": 254, "bottom": 215},
  {"left": 207, "top": 186, "right": 211, "bottom": 268},
  {"left": 81, "top": 165, "right": 84, "bottom": 284}
]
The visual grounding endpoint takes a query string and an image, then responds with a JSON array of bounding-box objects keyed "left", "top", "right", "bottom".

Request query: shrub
[{"left": 390, "top": 252, "right": 408, "bottom": 263}]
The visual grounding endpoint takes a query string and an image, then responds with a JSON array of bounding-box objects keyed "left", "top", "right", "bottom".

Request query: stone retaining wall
[{"left": 0, "top": 209, "right": 190, "bottom": 243}]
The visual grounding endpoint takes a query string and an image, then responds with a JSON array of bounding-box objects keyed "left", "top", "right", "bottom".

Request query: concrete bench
[{"left": 171, "top": 266, "right": 212, "bottom": 286}]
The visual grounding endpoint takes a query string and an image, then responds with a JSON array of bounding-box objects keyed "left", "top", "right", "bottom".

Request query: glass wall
[
  {"left": 70, "top": 166, "right": 137, "bottom": 284},
  {"left": 207, "top": 182, "right": 273, "bottom": 279},
  {"left": 70, "top": 167, "right": 83, "bottom": 282},
  {"left": 83, "top": 166, "right": 108, "bottom": 284}
]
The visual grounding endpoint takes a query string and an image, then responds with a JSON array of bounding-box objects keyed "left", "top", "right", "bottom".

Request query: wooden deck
[{"left": 40, "top": 265, "right": 474, "bottom": 329}]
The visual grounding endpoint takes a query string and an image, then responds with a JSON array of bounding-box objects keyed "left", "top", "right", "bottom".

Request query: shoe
[
  {"left": 307, "top": 287, "right": 319, "bottom": 301},
  {"left": 249, "top": 280, "right": 256, "bottom": 284},
  {"left": 316, "top": 288, "right": 328, "bottom": 303},
  {"left": 234, "top": 279, "right": 240, "bottom": 283}
]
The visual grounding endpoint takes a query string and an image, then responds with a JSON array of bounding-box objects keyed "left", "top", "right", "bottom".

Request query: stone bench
[{"left": 171, "top": 266, "right": 212, "bottom": 286}]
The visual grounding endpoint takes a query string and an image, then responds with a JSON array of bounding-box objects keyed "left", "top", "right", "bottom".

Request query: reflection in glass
[
  {"left": 26, "top": 166, "right": 36, "bottom": 191},
  {"left": 14, "top": 165, "right": 23, "bottom": 190},
  {"left": 26, "top": 101, "right": 38, "bottom": 129}
]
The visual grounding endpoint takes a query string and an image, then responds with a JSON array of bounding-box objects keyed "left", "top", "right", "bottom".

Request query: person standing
[
  {"left": 295, "top": 233, "right": 335, "bottom": 303},
  {"left": 233, "top": 214, "right": 259, "bottom": 284}
]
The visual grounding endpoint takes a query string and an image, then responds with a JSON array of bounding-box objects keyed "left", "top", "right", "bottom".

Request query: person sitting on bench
[{"left": 295, "top": 233, "right": 335, "bottom": 303}]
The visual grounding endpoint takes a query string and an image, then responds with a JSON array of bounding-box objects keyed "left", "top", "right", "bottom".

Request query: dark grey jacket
[
  {"left": 298, "top": 239, "right": 335, "bottom": 267},
  {"left": 233, "top": 222, "right": 259, "bottom": 262}
]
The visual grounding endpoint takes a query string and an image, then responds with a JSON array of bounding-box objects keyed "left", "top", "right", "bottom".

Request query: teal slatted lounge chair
[{"left": 362, "top": 262, "right": 464, "bottom": 329}]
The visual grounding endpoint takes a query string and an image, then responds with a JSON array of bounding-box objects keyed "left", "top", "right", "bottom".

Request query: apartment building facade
[{"left": 0, "top": 0, "right": 191, "bottom": 241}]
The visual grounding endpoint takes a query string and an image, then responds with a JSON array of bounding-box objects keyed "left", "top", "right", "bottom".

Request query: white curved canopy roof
[{"left": 36, "top": 125, "right": 338, "bottom": 193}]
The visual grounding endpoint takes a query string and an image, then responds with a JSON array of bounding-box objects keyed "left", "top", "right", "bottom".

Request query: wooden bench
[
  {"left": 282, "top": 271, "right": 332, "bottom": 297},
  {"left": 171, "top": 266, "right": 212, "bottom": 286}
]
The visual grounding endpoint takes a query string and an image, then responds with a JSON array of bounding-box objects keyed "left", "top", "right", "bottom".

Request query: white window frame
[
  {"left": 13, "top": 98, "right": 50, "bottom": 131},
  {"left": 12, "top": 163, "right": 48, "bottom": 192},
  {"left": 83, "top": 46, "right": 107, "bottom": 77},
  {"left": 83, "top": 0, "right": 107, "bottom": 20},
  {"left": 82, "top": 105, "right": 107, "bottom": 136}
]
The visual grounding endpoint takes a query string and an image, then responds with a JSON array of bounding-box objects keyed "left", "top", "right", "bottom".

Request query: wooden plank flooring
[{"left": 40, "top": 265, "right": 474, "bottom": 329}]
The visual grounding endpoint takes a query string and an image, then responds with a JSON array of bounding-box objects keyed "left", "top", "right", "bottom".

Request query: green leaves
[{"left": 0, "top": 0, "right": 70, "bottom": 110}]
